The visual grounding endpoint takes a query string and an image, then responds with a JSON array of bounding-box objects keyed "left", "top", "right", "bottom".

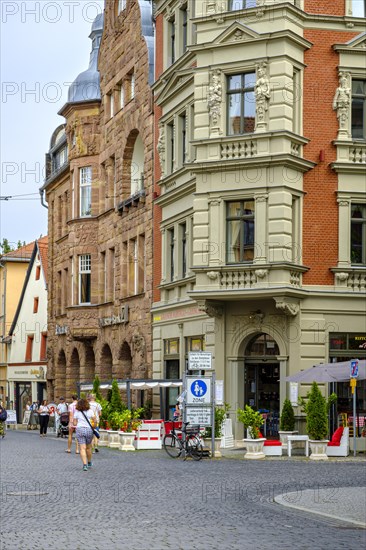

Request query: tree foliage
[{"left": 280, "top": 398, "right": 295, "bottom": 431}]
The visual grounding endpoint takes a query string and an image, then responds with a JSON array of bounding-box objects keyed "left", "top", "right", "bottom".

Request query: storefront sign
[
  {"left": 6, "top": 410, "right": 17, "bottom": 424},
  {"left": 55, "top": 324, "right": 68, "bottom": 335},
  {"left": 188, "top": 351, "right": 212, "bottom": 370},
  {"left": 290, "top": 382, "right": 298, "bottom": 406},
  {"left": 99, "top": 305, "right": 128, "bottom": 327},
  {"left": 9, "top": 366, "right": 46, "bottom": 380},
  {"left": 186, "top": 407, "right": 212, "bottom": 426}
]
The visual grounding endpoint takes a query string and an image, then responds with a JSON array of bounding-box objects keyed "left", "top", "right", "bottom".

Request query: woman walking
[
  {"left": 38, "top": 400, "right": 50, "bottom": 437},
  {"left": 73, "top": 398, "right": 96, "bottom": 471},
  {"left": 0, "top": 402, "right": 7, "bottom": 439}
]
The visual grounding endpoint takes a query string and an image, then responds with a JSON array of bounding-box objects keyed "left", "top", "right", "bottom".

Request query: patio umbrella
[{"left": 285, "top": 359, "right": 366, "bottom": 383}]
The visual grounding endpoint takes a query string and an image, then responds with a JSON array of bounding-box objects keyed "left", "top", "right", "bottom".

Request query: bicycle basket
[{"left": 185, "top": 424, "right": 200, "bottom": 435}]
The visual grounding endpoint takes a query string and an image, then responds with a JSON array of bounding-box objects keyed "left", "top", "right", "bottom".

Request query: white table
[{"left": 287, "top": 435, "right": 309, "bottom": 457}]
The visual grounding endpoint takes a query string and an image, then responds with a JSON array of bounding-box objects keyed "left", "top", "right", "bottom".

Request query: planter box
[
  {"left": 119, "top": 431, "right": 136, "bottom": 451},
  {"left": 243, "top": 438, "right": 266, "bottom": 459},
  {"left": 99, "top": 429, "right": 109, "bottom": 447},
  {"left": 349, "top": 437, "right": 366, "bottom": 452},
  {"left": 309, "top": 439, "right": 329, "bottom": 460},
  {"left": 108, "top": 430, "right": 120, "bottom": 449}
]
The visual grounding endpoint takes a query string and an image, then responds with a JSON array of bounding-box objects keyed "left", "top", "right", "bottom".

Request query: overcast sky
[{"left": 1, "top": 0, "right": 104, "bottom": 248}]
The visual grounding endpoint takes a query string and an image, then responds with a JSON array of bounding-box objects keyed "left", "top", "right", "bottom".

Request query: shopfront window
[{"left": 164, "top": 339, "right": 180, "bottom": 419}]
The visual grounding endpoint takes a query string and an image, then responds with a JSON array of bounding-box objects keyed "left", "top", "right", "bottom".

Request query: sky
[{"left": 0, "top": 0, "right": 104, "bottom": 249}]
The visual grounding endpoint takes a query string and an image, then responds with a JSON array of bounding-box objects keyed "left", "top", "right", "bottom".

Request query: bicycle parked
[{"left": 163, "top": 421, "right": 203, "bottom": 461}]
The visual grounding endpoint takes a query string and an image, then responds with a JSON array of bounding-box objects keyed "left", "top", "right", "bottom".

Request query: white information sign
[
  {"left": 290, "top": 382, "right": 298, "bottom": 407},
  {"left": 188, "top": 352, "right": 212, "bottom": 370},
  {"left": 215, "top": 380, "right": 224, "bottom": 405},
  {"left": 186, "top": 407, "right": 212, "bottom": 426},
  {"left": 5, "top": 410, "right": 17, "bottom": 424},
  {"left": 187, "top": 377, "right": 212, "bottom": 404}
]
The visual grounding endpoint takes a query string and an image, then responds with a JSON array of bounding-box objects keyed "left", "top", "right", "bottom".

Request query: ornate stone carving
[
  {"left": 207, "top": 69, "right": 222, "bottom": 133},
  {"left": 249, "top": 310, "right": 265, "bottom": 324},
  {"left": 337, "top": 199, "right": 350, "bottom": 207},
  {"left": 198, "top": 300, "right": 223, "bottom": 318},
  {"left": 333, "top": 72, "right": 351, "bottom": 139},
  {"left": 255, "top": 269, "right": 268, "bottom": 279},
  {"left": 275, "top": 301, "right": 299, "bottom": 317},
  {"left": 132, "top": 334, "right": 145, "bottom": 358},
  {"left": 157, "top": 124, "right": 165, "bottom": 177},
  {"left": 255, "top": 63, "right": 270, "bottom": 132},
  {"left": 207, "top": 271, "right": 219, "bottom": 280},
  {"left": 335, "top": 272, "right": 349, "bottom": 282}
]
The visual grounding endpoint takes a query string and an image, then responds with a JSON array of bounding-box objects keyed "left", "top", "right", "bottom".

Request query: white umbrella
[{"left": 285, "top": 359, "right": 366, "bottom": 383}]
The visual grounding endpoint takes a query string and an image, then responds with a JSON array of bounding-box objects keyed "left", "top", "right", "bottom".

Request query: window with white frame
[
  {"left": 169, "top": 16, "right": 176, "bottom": 65},
  {"left": 352, "top": 0, "right": 366, "bottom": 17},
  {"left": 352, "top": 80, "right": 366, "bottom": 139},
  {"left": 351, "top": 204, "right": 366, "bottom": 264},
  {"left": 168, "top": 228, "right": 175, "bottom": 280},
  {"left": 227, "top": 73, "right": 256, "bottom": 135},
  {"left": 167, "top": 121, "right": 175, "bottom": 174},
  {"left": 79, "top": 254, "right": 91, "bottom": 304},
  {"left": 226, "top": 200, "right": 255, "bottom": 263},
  {"left": 181, "top": 4, "right": 188, "bottom": 53},
  {"left": 229, "top": 0, "right": 257, "bottom": 10},
  {"left": 180, "top": 222, "right": 187, "bottom": 278},
  {"left": 79, "top": 167, "right": 92, "bottom": 217},
  {"left": 128, "top": 236, "right": 145, "bottom": 295}
]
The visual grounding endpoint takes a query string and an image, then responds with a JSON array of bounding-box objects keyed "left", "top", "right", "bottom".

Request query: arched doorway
[
  {"left": 67, "top": 348, "right": 80, "bottom": 397},
  {"left": 55, "top": 350, "right": 67, "bottom": 399},
  {"left": 100, "top": 344, "right": 113, "bottom": 381},
  {"left": 244, "top": 333, "right": 280, "bottom": 432}
]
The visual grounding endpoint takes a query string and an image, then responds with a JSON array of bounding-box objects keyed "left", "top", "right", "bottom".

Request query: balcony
[
  {"left": 332, "top": 141, "right": 366, "bottom": 173},
  {"left": 191, "top": 263, "right": 307, "bottom": 301},
  {"left": 332, "top": 268, "right": 366, "bottom": 292}
]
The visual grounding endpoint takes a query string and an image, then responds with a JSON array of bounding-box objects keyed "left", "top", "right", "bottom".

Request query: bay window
[
  {"left": 351, "top": 204, "right": 366, "bottom": 264},
  {"left": 227, "top": 73, "right": 256, "bottom": 135},
  {"left": 79, "top": 254, "right": 91, "bottom": 304},
  {"left": 80, "top": 167, "right": 92, "bottom": 217},
  {"left": 226, "top": 200, "right": 255, "bottom": 263}
]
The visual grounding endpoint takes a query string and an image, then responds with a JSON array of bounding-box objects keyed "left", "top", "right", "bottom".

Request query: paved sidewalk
[{"left": 1, "top": 430, "right": 365, "bottom": 550}]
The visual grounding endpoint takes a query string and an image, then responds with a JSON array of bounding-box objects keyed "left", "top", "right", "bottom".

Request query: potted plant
[
  {"left": 98, "top": 398, "right": 111, "bottom": 447},
  {"left": 278, "top": 398, "right": 298, "bottom": 449},
  {"left": 106, "top": 381, "right": 126, "bottom": 448},
  {"left": 300, "top": 381, "right": 337, "bottom": 460},
  {"left": 237, "top": 405, "right": 266, "bottom": 459},
  {"left": 119, "top": 408, "right": 143, "bottom": 451},
  {"left": 203, "top": 404, "right": 229, "bottom": 458}
]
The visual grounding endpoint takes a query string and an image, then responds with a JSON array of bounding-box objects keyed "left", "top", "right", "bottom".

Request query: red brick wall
[
  {"left": 302, "top": 30, "right": 358, "bottom": 285},
  {"left": 304, "top": 0, "right": 345, "bottom": 16}
]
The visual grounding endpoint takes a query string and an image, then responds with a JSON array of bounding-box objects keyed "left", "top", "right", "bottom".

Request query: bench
[
  {"left": 326, "top": 427, "right": 349, "bottom": 457},
  {"left": 134, "top": 420, "right": 164, "bottom": 450}
]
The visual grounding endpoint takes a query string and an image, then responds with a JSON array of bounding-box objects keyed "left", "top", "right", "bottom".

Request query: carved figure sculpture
[
  {"left": 207, "top": 70, "right": 222, "bottom": 129},
  {"left": 157, "top": 124, "right": 165, "bottom": 177},
  {"left": 333, "top": 72, "right": 351, "bottom": 138},
  {"left": 255, "top": 63, "right": 270, "bottom": 131}
]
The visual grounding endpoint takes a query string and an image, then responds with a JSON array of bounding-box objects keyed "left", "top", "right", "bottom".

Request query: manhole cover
[{"left": 6, "top": 491, "right": 48, "bottom": 497}]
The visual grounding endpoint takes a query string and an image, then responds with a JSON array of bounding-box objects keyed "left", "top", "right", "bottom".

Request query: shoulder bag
[{"left": 81, "top": 411, "right": 100, "bottom": 439}]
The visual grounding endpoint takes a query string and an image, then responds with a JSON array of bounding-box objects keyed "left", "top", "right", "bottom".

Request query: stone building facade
[
  {"left": 152, "top": 0, "right": 366, "bottom": 432},
  {"left": 41, "top": 2, "right": 154, "bottom": 404}
]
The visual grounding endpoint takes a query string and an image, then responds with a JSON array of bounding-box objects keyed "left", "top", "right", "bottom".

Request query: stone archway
[
  {"left": 55, "top": 350, "right": 67, "bottom": 399},
  {"left": 81, "top": 344, "right": 95, "bottom": 383},
  {"left": 100, "top": 343, "right": 113, "bottom": 381},
  {"left": 116, "top": 341, "right": 133, "bottom": 379},
  {"left": 67, "top": 348, "right": 80, "bottom": 398}
]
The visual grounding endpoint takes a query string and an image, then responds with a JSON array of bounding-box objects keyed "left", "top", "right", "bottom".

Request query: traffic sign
[
  {"left": 350, "top": 359, "right": 359, "bottom": 378},
  {"left": 188, "top": 351, "right": 212, "bottom": 370},
  {"left": 186, "top": 407, "right": 212, "bottom": 426},
  {"left": 187, "top": 377, "right": 212, "bottom": 404}
]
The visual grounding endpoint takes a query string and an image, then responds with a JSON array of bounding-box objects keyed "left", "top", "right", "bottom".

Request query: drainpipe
[{"left": 39, "top": 188, "right": 48, "bottom": 209}]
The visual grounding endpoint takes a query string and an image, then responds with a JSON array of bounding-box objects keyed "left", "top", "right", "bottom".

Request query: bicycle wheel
[
  {"left": 187, "top": 435, "right": 203, "bottom": 461},
  {"left": 163, "top": 433, "right": 182, "bottom": 458}
]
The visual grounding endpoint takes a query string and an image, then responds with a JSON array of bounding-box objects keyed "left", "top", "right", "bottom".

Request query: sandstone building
[
  {"left": 152, "top": 0, "right": 366, "bottom": 433},
  {"left": 41, "top": 2, "right": 154, "bottom": 405}
]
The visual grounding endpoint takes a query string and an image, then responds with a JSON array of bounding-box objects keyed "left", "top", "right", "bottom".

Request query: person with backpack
[{"left": 0, "top": 402, "right": 7, "bottom": 438}]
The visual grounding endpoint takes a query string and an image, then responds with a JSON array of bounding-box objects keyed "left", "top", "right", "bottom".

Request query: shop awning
[
  {"left": 284, "top": 359, "right": 366, "bottom": 383},
  {"left": 79, "top": 379, "right": 183, "bottom": 391}
]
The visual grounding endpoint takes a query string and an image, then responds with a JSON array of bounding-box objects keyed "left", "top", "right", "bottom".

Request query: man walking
[{"left": 55, "top": 397, "right": 68, "bottom": 434}]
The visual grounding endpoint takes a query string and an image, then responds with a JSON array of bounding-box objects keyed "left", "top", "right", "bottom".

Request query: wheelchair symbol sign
[{"left": 187, "top": 378, "right": 211, "bottom": 404}]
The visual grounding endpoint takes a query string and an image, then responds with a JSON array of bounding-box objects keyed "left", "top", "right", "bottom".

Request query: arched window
[
  {"left": 131, "top": 135, "right": 144, "bottom": 195},
  {"left": 245, "top": 333, "right": 279, "bottom": 357}
]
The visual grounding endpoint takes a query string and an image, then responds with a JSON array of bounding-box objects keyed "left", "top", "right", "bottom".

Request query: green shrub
[
  {"left": 203, "top": 403, "right": 230, "bottom": 439},
  {"left": 300, "top": 382, "right": 337, "bottom": 440},
  {"left": 110, "top": 379, "right": 124, "bottom": 413},
  {"left": 93, "top": 376, "right": 103, "bottom": 402},
  {"left": 237, "top": 405, "right": 264, "bottom": 439},
  {"left": 280, "top": 398, "right": 295, "bottom": 431}
]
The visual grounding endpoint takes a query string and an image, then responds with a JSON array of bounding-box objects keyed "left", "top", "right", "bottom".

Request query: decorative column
[
  {"left": 255, "top": 62, "right": 270, "bottom": 133},
  {"left": 157, "top": 123, "right": 166, "bottom": 179},
  {"left": 254, "top": 193, "right": 268, "bottom": 263},
  {"left": 207, "top": 69, "right": 222, "bottom": 136},
  {"left": 337, "top": 198, "right": 351, "bottom": 268},
  {"left": 332, "top": 72, "right": 351, "bottom": 140},
  {"left": 208, "top": 198, "right": 221, "bottom": 266}
]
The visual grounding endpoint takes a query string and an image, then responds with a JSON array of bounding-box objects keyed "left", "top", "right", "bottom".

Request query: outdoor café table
[{"left": 287, "top": 435, "right": 309, "bottom": 457}]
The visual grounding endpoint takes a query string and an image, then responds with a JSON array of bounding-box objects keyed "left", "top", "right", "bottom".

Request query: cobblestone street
[{"left": 0, "top": 431, "right": 365, "bottom": 550}]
